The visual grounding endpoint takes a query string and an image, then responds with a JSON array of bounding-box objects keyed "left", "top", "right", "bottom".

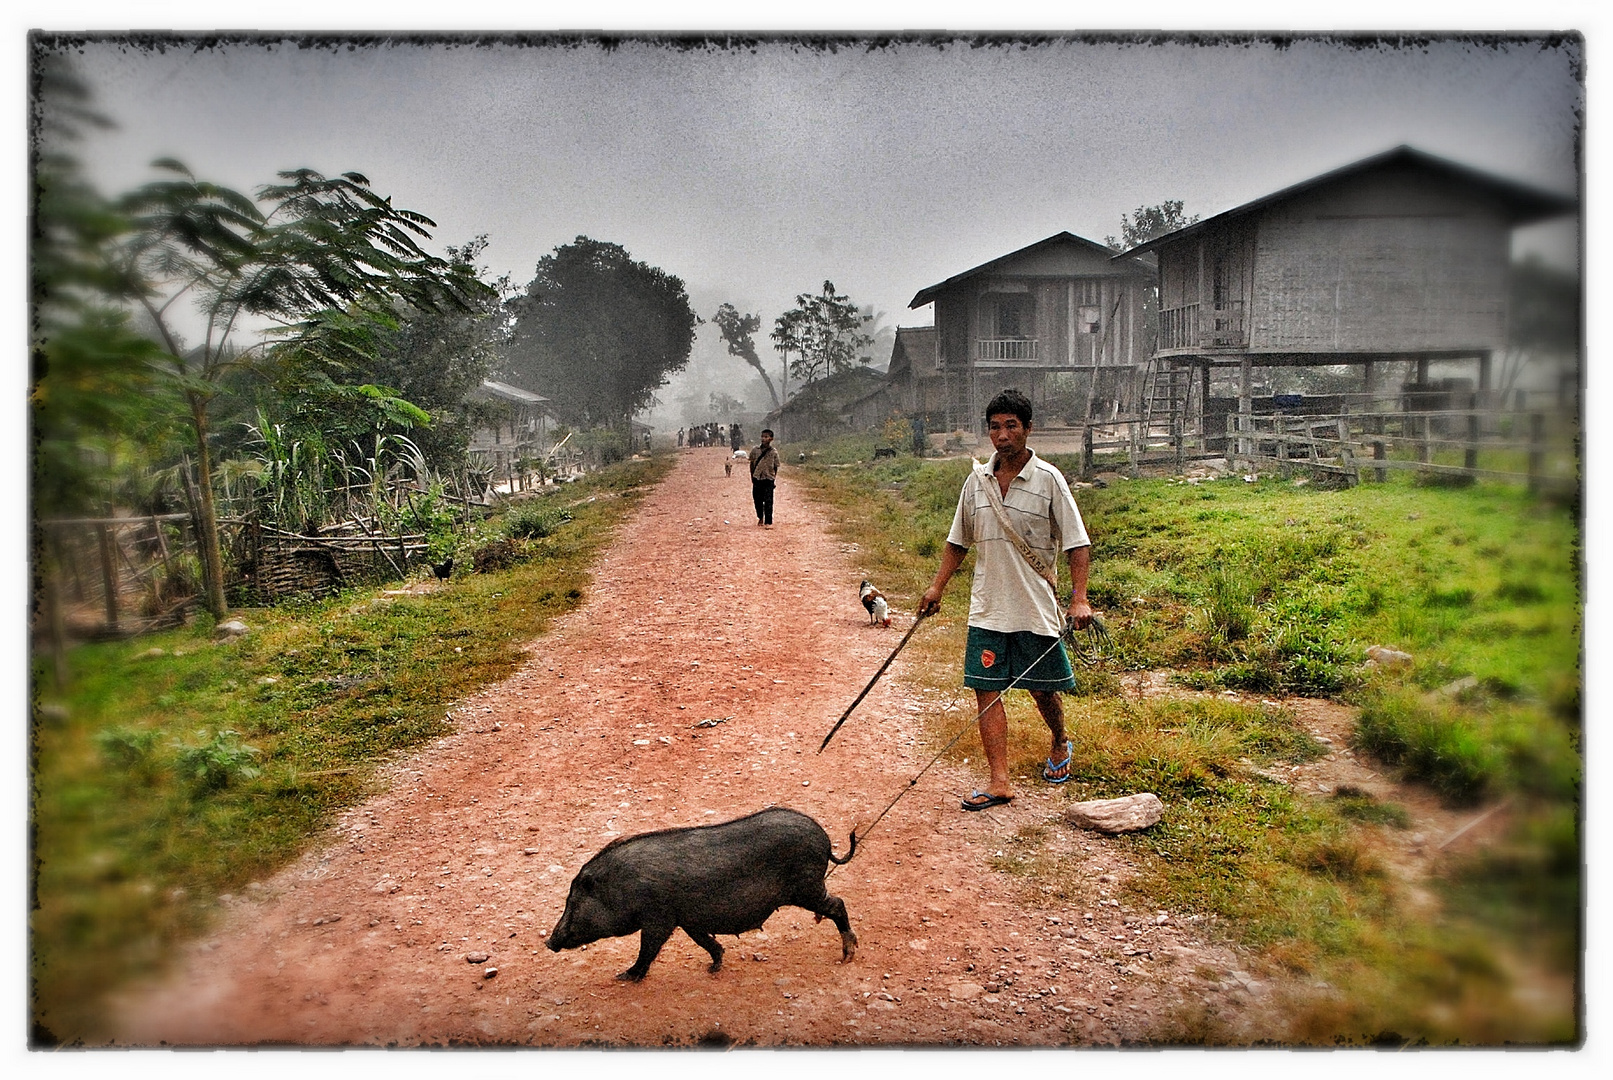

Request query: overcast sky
[{"left": 57, "top": 33, "right": 1580, "bottom": 341}]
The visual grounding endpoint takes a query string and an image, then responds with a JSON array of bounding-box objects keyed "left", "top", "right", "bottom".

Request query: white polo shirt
[{"left": 946, "top": 449, "right": 1090, "bottom": 637}]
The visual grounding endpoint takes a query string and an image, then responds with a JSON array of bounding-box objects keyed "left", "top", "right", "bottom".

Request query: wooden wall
[
  {"left": 936, "top": 295, "right": 971, "bottom": 371},
  {"left": 1250, "top": 173, "right": 1511, "bottom": 353},
  {"left": 937, "top": 274, "right": 1148, "bottom": 368}
]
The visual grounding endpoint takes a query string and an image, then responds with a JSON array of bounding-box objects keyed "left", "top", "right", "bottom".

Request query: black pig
[{"left": 546, "top": 807, "right": 857, "bottom": 981}]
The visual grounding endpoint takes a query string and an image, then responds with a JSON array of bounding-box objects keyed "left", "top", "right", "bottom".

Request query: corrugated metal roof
[
  {"left": 478, "top": 379, "right": 549, "bottom": 404},
  {"left": 909, "top": 231, "right": 1152, "bottom": 309},
  {"left": 1116, "top": 144, "right": 1577, "bottom": 260}
]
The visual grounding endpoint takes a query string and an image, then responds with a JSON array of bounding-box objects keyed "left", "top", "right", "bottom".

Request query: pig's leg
[
  {"left": 617, "top": 921, "right": 674, "bottom": 982},
  {"left": 809, "top": 893, "right": 857, "bottom": 962},
  {"left": 684, "top": 928, "right": 725, "bottom": 973}
]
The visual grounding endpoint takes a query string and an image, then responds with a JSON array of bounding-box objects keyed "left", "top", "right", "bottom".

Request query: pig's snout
[{"left": 547, "top": 913, "right": 572, "bottom": 951}]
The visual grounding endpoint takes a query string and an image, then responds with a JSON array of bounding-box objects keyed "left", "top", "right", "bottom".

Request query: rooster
[
  {"left": 859, "top": 579, "right": 891, "bottom": 627},
  {"left": 432, "top": 556, "right": 454, "bottom": 581}
]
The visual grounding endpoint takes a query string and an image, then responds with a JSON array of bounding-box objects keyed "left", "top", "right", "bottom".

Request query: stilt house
[
  {"left": 1120, "top": 145, "right": 1576, "bottom": 448},
  {"left": 468, "top": 379, "right": 556, "bottom": 472},
  {"left": 907, "top": 232, "right": 1155, "bottom": 432}
]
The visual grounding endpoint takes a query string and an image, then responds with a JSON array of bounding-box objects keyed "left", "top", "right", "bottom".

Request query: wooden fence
[
  {"left": 1223, "top": 407, "right": 1574, "bottom": 491},
  {"left": 1065, "top": 399, "right": 1575, "bottom": 492},
  {"left": 35, "top": 513, "right": 201, "bottom": 641},
  {"left": 34, "top": 511, "right": 438, "bottom": 645}
]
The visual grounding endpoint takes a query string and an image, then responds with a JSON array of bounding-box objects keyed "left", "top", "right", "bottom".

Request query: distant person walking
[
  {"left": 917, "top": 389, "right": 1094, "bottom": 811},
  {"left": 749, "top": 428, "right": 779, "bottom": 527},
  {"left": 730, "top": 423, "right": 744, "bottom": 452}
]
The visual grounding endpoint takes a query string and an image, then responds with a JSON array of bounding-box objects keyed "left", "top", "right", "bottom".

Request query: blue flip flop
[
  {"left": 961, "top": 790, "right": 1012, "bottom": 811},
  {"left": 1043, "top": 741, "right": 1074, "bottom": 784}
]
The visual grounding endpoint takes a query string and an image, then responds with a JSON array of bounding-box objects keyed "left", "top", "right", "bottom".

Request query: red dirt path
[{"left": 109, "top": 447, "right": 1263, "bottom": 1047}]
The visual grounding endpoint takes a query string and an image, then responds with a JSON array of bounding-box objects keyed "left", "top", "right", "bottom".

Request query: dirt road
[{"left": 110, "top": 447, "right": 1257, "bottom": 1046}]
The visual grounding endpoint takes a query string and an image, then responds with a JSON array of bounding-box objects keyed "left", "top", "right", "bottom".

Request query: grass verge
[
  {"left": 30, "top": 456, "right": 671, "bottom": 1043},
  {"left": 797, "top": 446, "right": 1579, "bottom": 1045}
]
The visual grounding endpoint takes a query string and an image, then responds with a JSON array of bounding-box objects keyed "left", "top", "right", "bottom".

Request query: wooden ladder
[{"left": 1140, "top": 361, "right": 1192, "bottom": 452}]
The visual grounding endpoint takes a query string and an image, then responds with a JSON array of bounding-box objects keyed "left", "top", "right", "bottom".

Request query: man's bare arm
[
  {"left": 918, "top": 541, "right": 969, "bottom": 617},
  {"left": 1066, "top": 544, "right": 1093, "bottom": 629}
]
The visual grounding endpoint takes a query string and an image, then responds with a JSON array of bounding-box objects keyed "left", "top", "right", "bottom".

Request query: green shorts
[{"left": 963, "top": 626, "right": 1075, "bottom": 692}]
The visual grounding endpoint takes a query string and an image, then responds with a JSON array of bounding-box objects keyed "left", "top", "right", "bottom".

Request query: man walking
[
  {"left": 749, "top": 428, "right": 780, "bottom": 527},
  {"left": 917, "top": 389, "right": 1093, "bottom": 811}
]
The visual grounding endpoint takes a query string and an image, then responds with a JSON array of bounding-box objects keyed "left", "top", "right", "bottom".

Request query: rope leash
[{"left": 826, "top": 613, "right": 1109, "bottom": 876}]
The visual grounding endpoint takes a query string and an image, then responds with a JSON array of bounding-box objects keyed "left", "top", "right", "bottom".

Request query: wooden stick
[
  {"left": 819, "top": 611, "right": 929, "bottom": 752},
  {"left": 1437, "top": 798, "right": 1512, "bottom": 851}
]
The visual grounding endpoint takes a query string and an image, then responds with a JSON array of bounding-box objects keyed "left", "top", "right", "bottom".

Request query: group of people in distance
[{"left": 677, "top": 422, "right": 742, "bottom": 450}]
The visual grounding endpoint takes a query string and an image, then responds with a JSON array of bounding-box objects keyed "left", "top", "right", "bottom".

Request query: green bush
[
  {"left": 504, "top": 503, "right": 572, "bottom": 540},
  {"left": 404, "top": 482, "right": 463, "bottom": 562},
  {"left": 171, "top": 729, "right": 261, "bottom": 793},
  {"left": 94, "top": 726, "right": 161, "bottom": 770},
  {"left": 573, "top": 428, "right": 631, "bottom": 466}
]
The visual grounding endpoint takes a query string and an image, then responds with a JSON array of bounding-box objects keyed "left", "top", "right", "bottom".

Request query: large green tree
[
  {"left": 113, "top": 161, "right": 489, "bottom": 618},
  {"left": 502, "top": 237, "right": 699, "bottom": 429},
  {"left": 770, "top": 280, "right": 874, "bottom": 389},
  {"left": 30, "top": 55, "right": 171, "bottom": 520},
  {"left": 347, "top": 235, "right": 513, "bottom": 468}
]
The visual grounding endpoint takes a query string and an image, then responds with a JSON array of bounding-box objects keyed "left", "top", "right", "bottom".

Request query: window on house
[
  {"left": 985, "top": 293, "right": 1031, "bottom": 338},
  {"left": 1080, "top": 305, "right": 1101, "bottom": 334}
]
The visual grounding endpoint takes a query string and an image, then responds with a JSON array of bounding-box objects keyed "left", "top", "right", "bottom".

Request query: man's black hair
[
  {"left": 984, "top": 388, "right": 1033, "bottom": 426},
  {"left": 761, "top": 428, "right": 774, "bottom": 437}
]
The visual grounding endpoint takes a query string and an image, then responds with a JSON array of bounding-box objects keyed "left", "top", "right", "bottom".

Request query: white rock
[
  {"left": 213, "top": 619, "right": 249, "bottom": 639},
  {"left": 1365, "top": 645, "right": 1413, "bottom": 667},
  {"left": 1434, "top": 675, "right": 1480, "bottom": 697},
  {"left": 1064, "top": 793, "right": 1164, "bottom": 834}
]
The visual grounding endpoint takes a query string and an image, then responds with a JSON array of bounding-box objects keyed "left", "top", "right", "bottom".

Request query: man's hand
[
  {"left": 917, "top": 585, "right": 944, "bottom": 619},
  {"left": 1066, "top": 598, "right": 1094, "bottom": 630}
]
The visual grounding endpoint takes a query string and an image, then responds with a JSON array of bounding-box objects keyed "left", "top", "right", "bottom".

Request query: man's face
[
  {"left": 987, "top": 413, "right": 1030, "bottom": 457},
  {"left": 761, "top": 433, "right": 773, "bottom": 447}
]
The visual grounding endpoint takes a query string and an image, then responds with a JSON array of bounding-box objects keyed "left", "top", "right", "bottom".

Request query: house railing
[
  {"left": 1159, "top": 302, "right": 1247, "bottom": 350},
  {"left": 976, "top": 338, "right": 1040, "bottom": 361},
  {"left": 1159, "top": 304, "right": 1197, "bottom": 350}
]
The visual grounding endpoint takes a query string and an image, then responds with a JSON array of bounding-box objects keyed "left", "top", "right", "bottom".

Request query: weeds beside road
[
  {"left": 30, "top": 457, "right": 670, "bottom": 1042},
  {"left": 798, "top": 437, "right": 1579, "bottom": 1044},
  {"left": 30, "top": 438, "right": 1580, "bottom": 1045}
]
